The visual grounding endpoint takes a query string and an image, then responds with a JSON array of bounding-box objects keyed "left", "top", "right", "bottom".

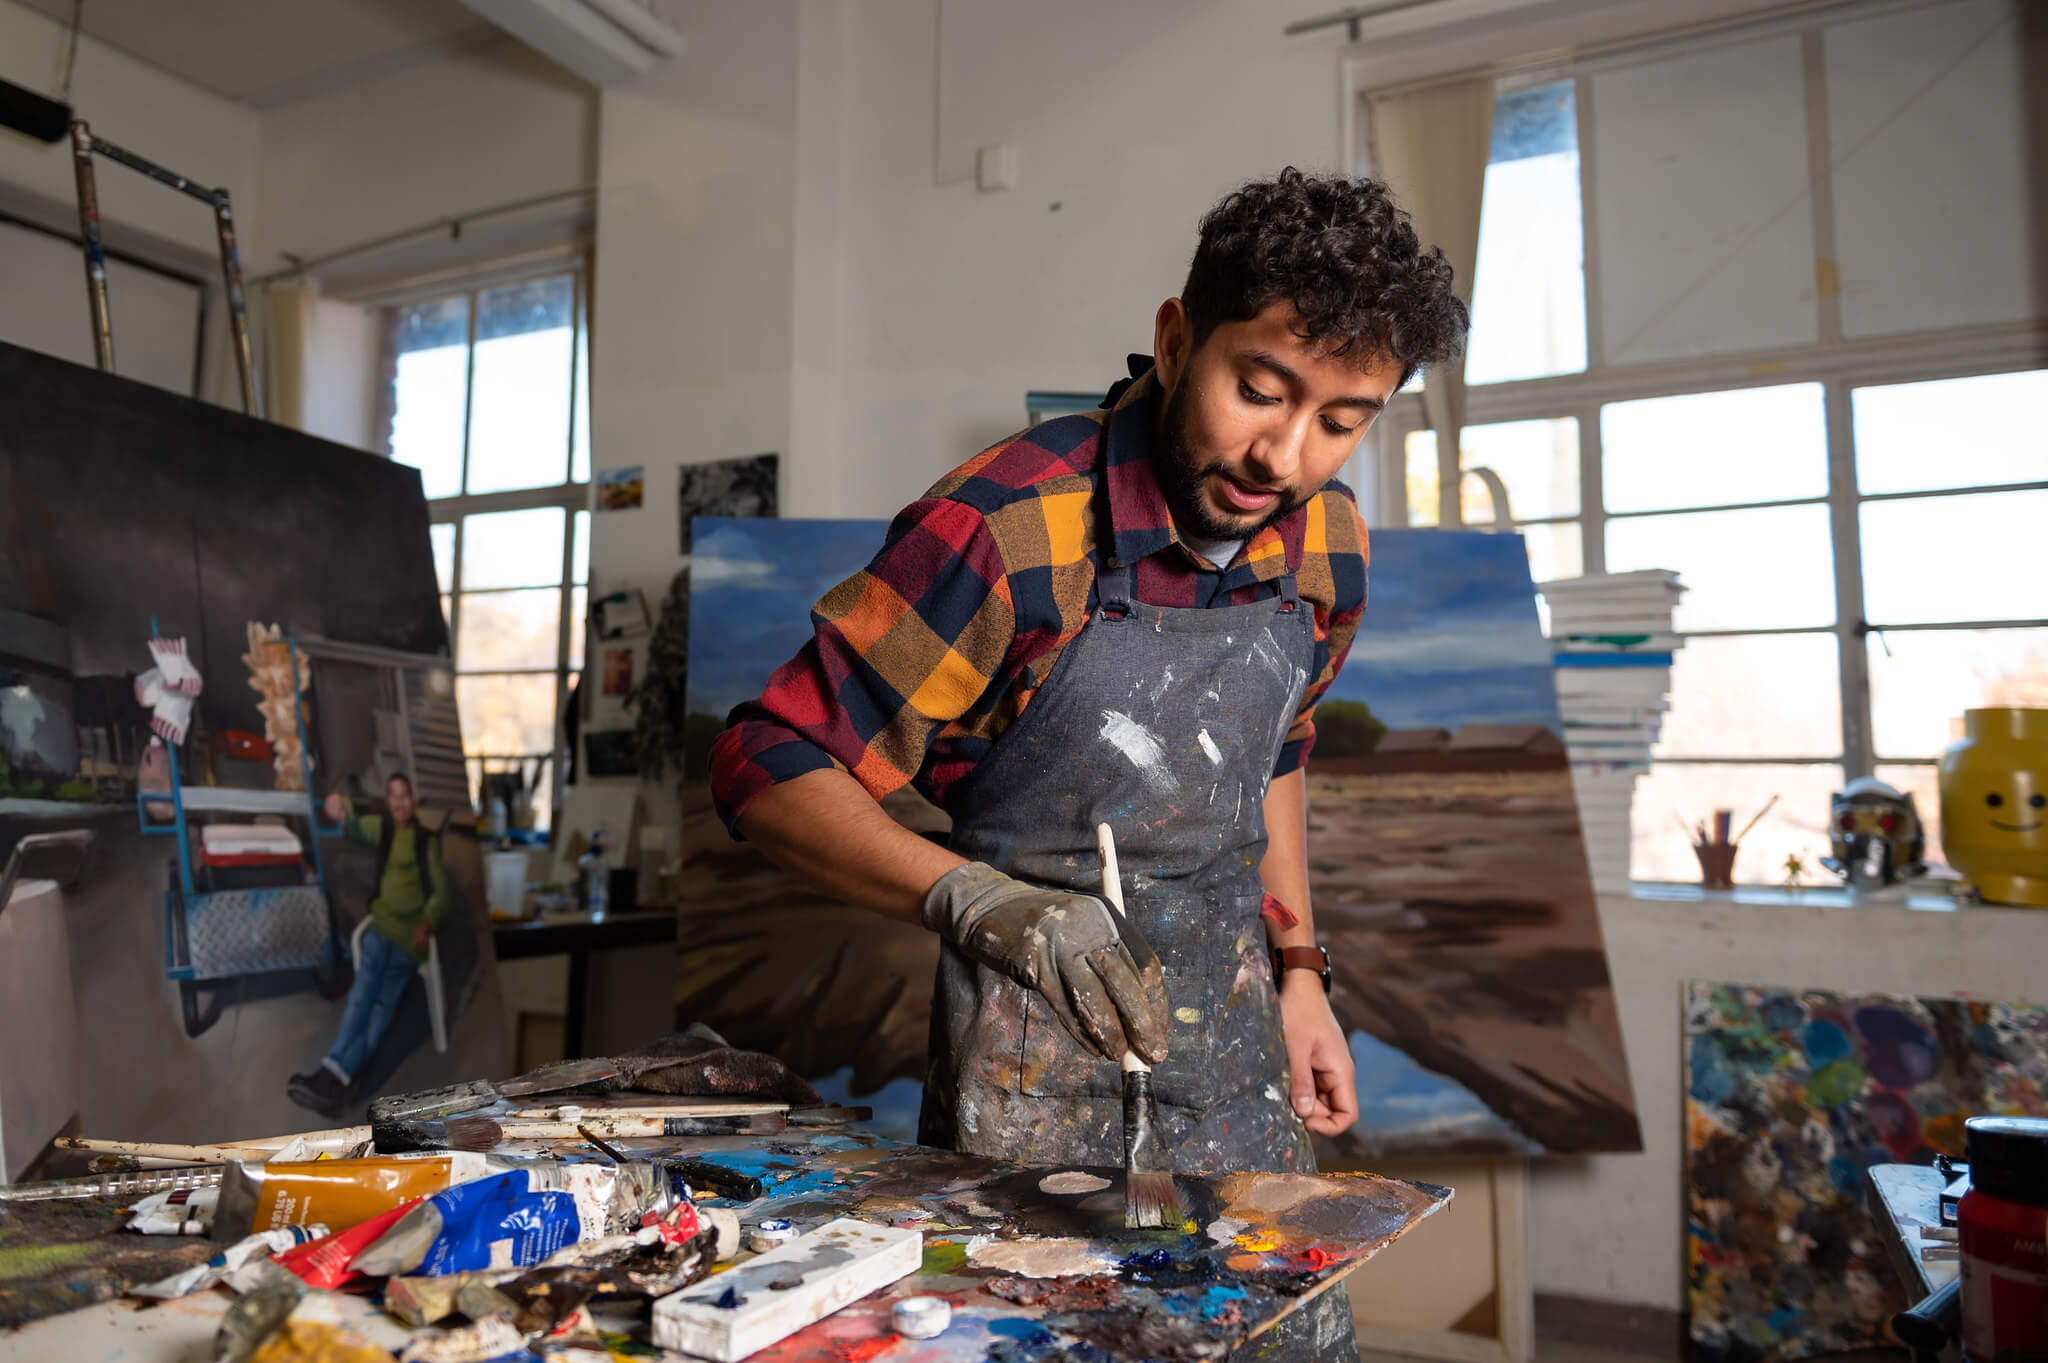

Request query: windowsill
[{"left": 1626, "top": 879, "right": 1967, "bottom": 912}]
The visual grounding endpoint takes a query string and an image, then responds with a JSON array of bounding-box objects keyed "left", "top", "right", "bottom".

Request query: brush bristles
[
  {"left": 1122, "top": 1069, "right": 1184, "bottom": 1229},
  {"left": 371, "top": 1114, "right": 503, "bottom": 1154},
  {"left": 1125, "top": 1169, "right": 1182, "bottom": 1229}
]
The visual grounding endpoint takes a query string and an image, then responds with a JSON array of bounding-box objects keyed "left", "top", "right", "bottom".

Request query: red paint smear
[
  {"left": 1261, "top": 893, "right": 1299, "bottom": 931},
  {"left": 832, "top": 1335, "right": 899, "bottom": 1362},
  {"left": 1291, "top": 1246, "right": 1335, "bottom": 1272}
]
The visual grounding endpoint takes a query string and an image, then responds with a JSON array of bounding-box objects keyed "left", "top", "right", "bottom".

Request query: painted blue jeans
[{"left": 323, "top": 925, "right": 418, "bottom": 1083}]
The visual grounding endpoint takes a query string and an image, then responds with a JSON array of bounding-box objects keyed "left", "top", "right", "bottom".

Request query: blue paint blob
[
  {"left": 716, "top": 1285, "right": 742, "bottom": 1309},
  {"left": 989, "top": 1318, "right": 1056, "bottom": 1344},
  {"left": 1801, "top": 1019, "right": 1850, "bottom": 1068},
  {"left": 1826, "top": 1155, "right": 1864, "bottom": 1194},
  {"left": 1689, "top": 1034, "right": 1736, "bottom": 1106},
  {"left": 1761, "top": 993, "right": 1805, "bottom": 1033}
]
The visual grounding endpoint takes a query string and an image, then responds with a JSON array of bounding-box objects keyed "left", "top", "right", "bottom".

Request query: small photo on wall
[
  {"left": 678, "top": 453, "right": 777, "bottom": 554},
  {"left": 601, "top": 647, "right": 634, "bottom": 696},
  {"left": 596, "top": 465, "right": 645, "bottom": 511}
]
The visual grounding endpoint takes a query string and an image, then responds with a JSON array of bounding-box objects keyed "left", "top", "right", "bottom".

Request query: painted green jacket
[{"left": 339, "top": 797, "right": 448, "bottom": 963}]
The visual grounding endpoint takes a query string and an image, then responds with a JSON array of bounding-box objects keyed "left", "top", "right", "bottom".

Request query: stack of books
[{"left": 1536, "top": 570, "right": 1685, "bottom": 893}]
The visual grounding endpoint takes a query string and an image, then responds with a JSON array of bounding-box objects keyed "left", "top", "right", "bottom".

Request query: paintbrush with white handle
[{"left": 1096, "top": 821, "right": 1183, "bottom": 1230}]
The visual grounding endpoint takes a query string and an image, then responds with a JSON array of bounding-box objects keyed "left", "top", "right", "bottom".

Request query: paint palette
[{"left": 549, "top": 1130, "right": 1450, "bottom": 1361}]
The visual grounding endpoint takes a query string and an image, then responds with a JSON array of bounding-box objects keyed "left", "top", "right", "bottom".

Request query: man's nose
[{"left": 1248, "top": 416, "right": 1309, "bottom": 485}]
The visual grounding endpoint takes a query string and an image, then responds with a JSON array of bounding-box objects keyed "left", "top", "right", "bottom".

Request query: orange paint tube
[{"left": 213, "top": 1152, "right": 489, "bottom": 1242}]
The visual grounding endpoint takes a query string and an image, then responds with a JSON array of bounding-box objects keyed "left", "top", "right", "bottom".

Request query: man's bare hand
[
  {"left": 323, "top": 792, "right": 344, "bottom": 823},
  {"left": 1279, "top": 971, "right": 1357, "bottom": 1137}
]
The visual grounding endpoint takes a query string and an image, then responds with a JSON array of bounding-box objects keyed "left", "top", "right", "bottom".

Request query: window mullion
[
  {"left": 458, "top": 290, "right": 479, "bottom": 496},
  {"left": 1575, "top": 72, "right": 1605, "bottom": 372},
  {"left": 1824, "top": 377, "right": 1872, "bottom": 778},
  {"left": 447, "top": 517, "right": 465, "bottom": 668},
  {"left": 1579, "top": 400, "right": 1605, "bottom": 575}
]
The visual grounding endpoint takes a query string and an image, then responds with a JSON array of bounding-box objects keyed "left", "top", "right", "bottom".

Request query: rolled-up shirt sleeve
[{"left": 708, "top": 496, "right": 1016, "bottom": 835}]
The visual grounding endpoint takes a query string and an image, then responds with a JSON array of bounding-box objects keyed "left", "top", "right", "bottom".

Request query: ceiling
[{"left": 16, "top": 0, "right": 500, "bottom": 106}]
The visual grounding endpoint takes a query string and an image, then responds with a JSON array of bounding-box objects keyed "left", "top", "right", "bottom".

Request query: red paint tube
[
  {"left": 1960, "top": 1116, "right": 2048, "bottom": 1363},
  {"left": 273, "top": 1198, "right": 422, "bottom": 1290}
]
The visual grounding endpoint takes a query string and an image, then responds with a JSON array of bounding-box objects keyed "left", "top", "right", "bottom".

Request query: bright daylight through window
[{"left": 384, "top": 271, "right": 591, "bottom": 830}]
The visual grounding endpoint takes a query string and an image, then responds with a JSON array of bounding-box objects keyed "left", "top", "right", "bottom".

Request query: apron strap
[
  {"left": 1096, "top": 563, "right": 1137, "bottom": 619},
  {"left": 1096, "top": 562, "right": 1302, "bottom": 616}
]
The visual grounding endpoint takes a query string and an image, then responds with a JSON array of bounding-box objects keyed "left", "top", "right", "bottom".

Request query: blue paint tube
[{"left": 351, "top": 1171, "right": 579, "bottom": 1278}]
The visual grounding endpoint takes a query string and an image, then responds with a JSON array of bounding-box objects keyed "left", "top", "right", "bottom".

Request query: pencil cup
[{"left": 1694, "top": 842, "right": 1737, "bottom": 890}]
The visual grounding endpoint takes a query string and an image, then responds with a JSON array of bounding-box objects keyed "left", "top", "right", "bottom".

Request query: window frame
[
  {"left": 379, "top": 259, "right": 593, "bottom": 826},
  {"left": 1356, "top": 14, "right": 2048, "bottom": 875}
]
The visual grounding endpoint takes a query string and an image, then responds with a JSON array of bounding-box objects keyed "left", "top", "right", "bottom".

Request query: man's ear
[{"left": 1152, "top": 298, "right": 1192, "bottom": 394}]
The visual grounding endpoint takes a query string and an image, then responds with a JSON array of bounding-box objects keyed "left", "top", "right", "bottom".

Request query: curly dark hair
[{"left": 1182, "top": 168, "right": 1468, "bottom": 385}]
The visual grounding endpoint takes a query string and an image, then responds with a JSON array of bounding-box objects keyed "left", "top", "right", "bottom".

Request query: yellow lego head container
[{"left": 1939, "top": 708, "right": 2048, "bottom": 907}]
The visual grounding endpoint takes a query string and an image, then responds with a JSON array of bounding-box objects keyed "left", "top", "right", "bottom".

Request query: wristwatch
[{"left": 1271, "top": 945, "right": 1332, "bottom": 994}]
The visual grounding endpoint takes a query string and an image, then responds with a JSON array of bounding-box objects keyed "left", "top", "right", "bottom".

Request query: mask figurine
[{"left": 1820, "top": 777, "right": 1926, "bottom": 893}]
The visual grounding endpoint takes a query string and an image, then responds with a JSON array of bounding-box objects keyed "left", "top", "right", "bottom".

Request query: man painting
[{"left": 709, "top": 169, "right": 1467, "bottom": 1360}]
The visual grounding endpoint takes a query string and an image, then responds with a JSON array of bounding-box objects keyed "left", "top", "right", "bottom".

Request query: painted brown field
[{"left": 1307, "top": 763, "right": 1642, "bottom": 1156}]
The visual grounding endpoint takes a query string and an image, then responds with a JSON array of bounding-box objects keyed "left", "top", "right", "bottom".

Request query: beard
[{"left": 1151, "top": 381, "right": 1304, "bottom": 543}]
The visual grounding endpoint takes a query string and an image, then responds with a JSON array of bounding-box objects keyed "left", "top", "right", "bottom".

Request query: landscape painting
[
  {"left": 1684, "top": 982, "right": 2048, "bottom": 1363},
  {"left": 679, "top": 519, "right": 1640, "bottom": 1157}
]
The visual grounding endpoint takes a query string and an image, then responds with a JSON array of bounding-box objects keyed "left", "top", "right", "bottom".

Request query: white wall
[
  {"left": 0, "top": 1, "right": 260, "bottom": 260},
  {"left": 253, "top": 36, "right": 596, "bottom": 277},
  {"left": 0, "top": 0, "right": 261, "bottom": 408}
]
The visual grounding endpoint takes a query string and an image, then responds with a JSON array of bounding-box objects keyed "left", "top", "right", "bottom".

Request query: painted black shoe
[{"left": 286, "top": 1068, "right": 347, "bottom": 1121}]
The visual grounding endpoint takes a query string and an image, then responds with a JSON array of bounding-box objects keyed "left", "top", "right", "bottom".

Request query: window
[
  {"left": 385, "top": 268, "right": 591, "bottom": 828},
  {"left": 1373, "top": 1, "right": 2045, "bottom": 883}
]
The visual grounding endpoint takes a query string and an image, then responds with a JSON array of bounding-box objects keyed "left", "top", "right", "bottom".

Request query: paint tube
[
  {"left": 350, "top": 1170, "right": 580, "bottom": 1278},
  {"left": 128, "top": 1224, "right": 330, "bottom": 1300},
  {"left": 213, "top": 1152, "right": 490, "bottom": 1243},
  {"left": 127, "top": 1184, "right": 219, "bottom": 1235},
  {"left": 486, "top": 1156, "right": 676, "bottom": 1241},
  {"left": 273, "top": 1200, "right": 421, "bottom": 1291},
  {"left": 393, "top": 1313, "right": 528, "bottom": 1363},
  {"left": 240, "top": 1292, "right": 399, "bottom": 1363}
]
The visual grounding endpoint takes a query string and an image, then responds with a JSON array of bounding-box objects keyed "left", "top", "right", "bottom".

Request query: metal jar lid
[
  {"left": 747, "top": 1217, "right": 796, "bottom": 1253},
  {"left": 1965, "top": 1116, "right": 2048, "bottom": 1206},
  {"left": 892, "top": 1295, "right": 951, "bottom": 1339}
]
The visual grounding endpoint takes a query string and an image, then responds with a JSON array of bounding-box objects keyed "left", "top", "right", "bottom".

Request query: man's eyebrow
[{"left": 1243, "top": 350, "right": 1385, "bottom": 412}]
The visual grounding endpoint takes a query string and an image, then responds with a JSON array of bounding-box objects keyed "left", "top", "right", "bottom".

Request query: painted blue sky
[
  {"left": 687, "top": 520, "right": 1559, "bottom": 735},
  {"left": 688, "top": 518, "right": 888, "bottom": 720},
  {"left": 1327, "top": 528, "right": 1561, "bottom": 734}
]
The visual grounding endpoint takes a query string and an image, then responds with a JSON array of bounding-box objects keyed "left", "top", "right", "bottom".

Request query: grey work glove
[{"left": 923, "top": 862, "right": 1171, "bottom": 1066}]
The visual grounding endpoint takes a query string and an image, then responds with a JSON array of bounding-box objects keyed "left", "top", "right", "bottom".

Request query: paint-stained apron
[{"left": 921, "top": 561, "right": 1362, "bottom": 1363}]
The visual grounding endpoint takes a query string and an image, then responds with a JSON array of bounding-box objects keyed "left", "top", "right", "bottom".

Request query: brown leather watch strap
[{"left": 1271, "top": 945, "right": 1332, "bottom": 993}]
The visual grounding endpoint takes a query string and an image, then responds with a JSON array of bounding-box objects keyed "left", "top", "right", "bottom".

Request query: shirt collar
[{"left": 1100, "top": 355, "right": 1295, "bottom": 586}]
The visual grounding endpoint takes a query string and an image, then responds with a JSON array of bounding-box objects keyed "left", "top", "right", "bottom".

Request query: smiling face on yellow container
[{"left": 1939, "top": 708, "right": 2048, "bottom": 907}]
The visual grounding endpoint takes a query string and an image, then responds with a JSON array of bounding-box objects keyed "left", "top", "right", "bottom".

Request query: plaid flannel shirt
[{"left": 709, "top": 357, "right": 1370, "bottom": 833}]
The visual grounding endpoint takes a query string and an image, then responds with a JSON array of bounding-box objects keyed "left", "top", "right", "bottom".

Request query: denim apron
[{"left": 920, "top": 558, "right": 1361, "bottom": 1362}]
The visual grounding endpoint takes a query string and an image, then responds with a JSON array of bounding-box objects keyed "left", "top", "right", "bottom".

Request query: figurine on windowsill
[
  {"left": 1781, "top": 853, "right": 1807, "bottom": 893},
  {"left": 1819, "top": 777, "right": 1926, "bottom": 900}
]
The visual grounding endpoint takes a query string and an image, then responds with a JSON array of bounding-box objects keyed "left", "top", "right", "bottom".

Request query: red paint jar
[{"left": 1959, "top": 1115, "right": 2048, "bottom": 1362}]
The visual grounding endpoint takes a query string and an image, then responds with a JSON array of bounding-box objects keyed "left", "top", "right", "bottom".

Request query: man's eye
[
  {"left": 1239, "top": 380, "right": 1278, "bottom": 405},
  {"left": 1322, "top": 416, "right": 1359, "bottom": 436}
]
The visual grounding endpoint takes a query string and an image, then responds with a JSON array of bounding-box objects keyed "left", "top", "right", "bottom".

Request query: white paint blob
[
  {"left": 1197, "top": 728, "right": 1223, "bottom": 766},
  {"left": 1037, "top": 1171, "right": 1112, "bottom": 1195},
  {"left": 1099, "top": 710, "right": 1179, "bottom": 793}
]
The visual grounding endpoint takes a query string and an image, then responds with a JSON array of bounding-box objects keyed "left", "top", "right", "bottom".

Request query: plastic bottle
[
  {"left": 581, "top": 831, "right": 610, "bottom": 919},
  {"left": 1959, "top": 1115, "right": 2048, "bottom": 1362}
]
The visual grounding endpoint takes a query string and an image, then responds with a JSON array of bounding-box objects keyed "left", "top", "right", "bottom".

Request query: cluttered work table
[{"left": 0, "top": 1038, "right": 1449, "bottom": 1362}]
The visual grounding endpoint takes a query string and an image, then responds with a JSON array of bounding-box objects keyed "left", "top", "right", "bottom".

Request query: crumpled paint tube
[
  {"left": 351, "top": 1171, "right": 579, "bottom": 1278},
  {"left": 213, "top": 1153, "right": 491, "bottom": 1242},
  {"left": 129, "top": 1185, "right": 220, "bottom": 1235},
  {"left": 130, "top": 1224, "right": 329, "bottom": 1299},
  {"left": 392, "top": 1314, "right": 526, "bottom": 1363},
  {"left": 273, "top": 1201, "right": 422, "bottom": 1291}
]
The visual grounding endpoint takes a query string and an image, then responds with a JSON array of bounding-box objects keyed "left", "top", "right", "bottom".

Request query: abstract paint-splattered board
[
  {"left": 507, "top": 1129, "right": 1450, "bottom": 1360},
  {"left": 1683, "top": 981, "right": 2048, "bottom": 1363}
]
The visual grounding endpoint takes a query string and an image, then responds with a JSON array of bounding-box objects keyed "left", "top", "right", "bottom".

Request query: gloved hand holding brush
[{"left": 922, "top": 862, "right": 1170, "bottom": 1067}]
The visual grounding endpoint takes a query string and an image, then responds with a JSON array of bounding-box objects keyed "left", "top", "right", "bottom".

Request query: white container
[{"left": 484, "top": 850, "right": 529, "bottom": 919}]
